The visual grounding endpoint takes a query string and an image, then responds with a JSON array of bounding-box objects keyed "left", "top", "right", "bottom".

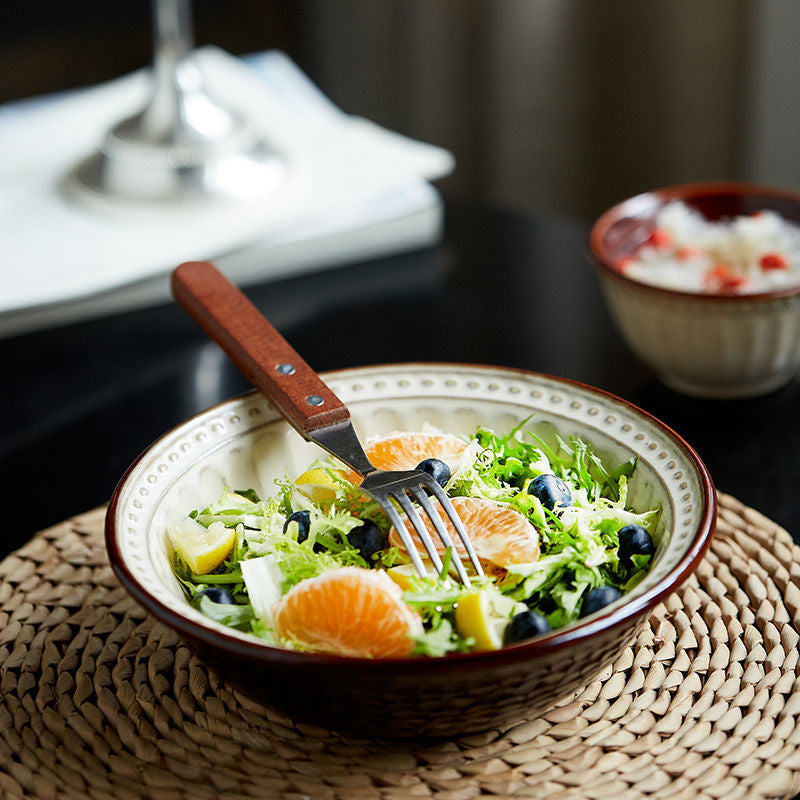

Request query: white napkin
[{"left": 0, "top": 48, "right": 454, "bottom": 323}]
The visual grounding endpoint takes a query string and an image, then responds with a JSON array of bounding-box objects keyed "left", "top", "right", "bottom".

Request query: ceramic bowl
[
  {"left": 590, "top": 182, "right": 800, "bottom": 398},
  {"left": 106, "top": 363, "right": 715, "bottom": 738}
]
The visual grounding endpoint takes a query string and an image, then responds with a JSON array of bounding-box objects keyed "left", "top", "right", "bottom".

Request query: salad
[{"left": 167, "top": 421, "right": 660, "bottom": 658}]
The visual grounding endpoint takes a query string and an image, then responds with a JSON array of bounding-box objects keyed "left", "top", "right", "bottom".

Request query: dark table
[{"left": 2, "top": 199, "right": 798, "bottom": 558}]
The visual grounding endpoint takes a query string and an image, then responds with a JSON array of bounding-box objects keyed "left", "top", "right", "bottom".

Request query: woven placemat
[{"left": 1, "top": 493, "right": 799, "bottom": 800}]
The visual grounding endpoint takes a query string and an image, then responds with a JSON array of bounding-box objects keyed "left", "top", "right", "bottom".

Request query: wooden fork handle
[{"left": 171, "top": 261, "right": 350, "bottom": 436}]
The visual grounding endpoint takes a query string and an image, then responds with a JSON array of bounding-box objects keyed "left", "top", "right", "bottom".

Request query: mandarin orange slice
[
  {"left": 343, "top": 431, "right": 468, "bottom": 484},
  {"left": 388, "top": 496, "right": 539, "bottom": 569},
  {"left": 273, "top": 567, "right": 423, "bottom": 658}
]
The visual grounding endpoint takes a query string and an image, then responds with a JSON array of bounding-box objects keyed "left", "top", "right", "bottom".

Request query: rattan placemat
[{"left": 1, "top": 493, "right": 799, "bottom": 800}]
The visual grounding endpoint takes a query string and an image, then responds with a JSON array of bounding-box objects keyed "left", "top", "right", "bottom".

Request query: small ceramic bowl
[
  {"left": 106, "top": 363, "right": 715, "bottom": 738},
  {"left": 590, "top": 182, "right": 800, "bottom": 398}
]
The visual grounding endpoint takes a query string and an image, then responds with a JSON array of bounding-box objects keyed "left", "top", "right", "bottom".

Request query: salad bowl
[{"left": 106, "top": 363, "right": 715, "bottom": 738}]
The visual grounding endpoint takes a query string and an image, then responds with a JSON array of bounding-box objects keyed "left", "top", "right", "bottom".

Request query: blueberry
[
  {"left": 580, "top": 585, "right": 622, "bottom": 617},
  {"left": 503, "top": 611, "right": 552, "bottom": 645},
  {"left": 283, "top": 510, "right": 311, "bottom": 543},
  {"left": 617, "top": 524, "right": 654, "bottom": 566},
  {"left": 197, "top": 587, "right": 235, "bottom": 604},
  {"left": 528, "top": 474, "right": 573, "bottom": 511},
  {"left": 347, "top": 520, "right": 388, "bottom": 562},
  {"left": 416, "top": 458, "right": 451, "bottom": 487}
]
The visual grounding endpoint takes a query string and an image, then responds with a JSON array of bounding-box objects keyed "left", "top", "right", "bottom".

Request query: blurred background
[{"left": 2, "top": 0, "right": 798, "bottom": 224}]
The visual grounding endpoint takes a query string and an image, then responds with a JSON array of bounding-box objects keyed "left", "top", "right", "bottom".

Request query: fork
[{"left": 171, "top": 261, "right": 484, "bottom": 585}]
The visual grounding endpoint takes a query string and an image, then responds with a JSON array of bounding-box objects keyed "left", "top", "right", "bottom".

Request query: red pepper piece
[
  {"left": 645, "top": 227, "right": 672, "bottom": 249},
  {"left": 705, "top": 263, "right": 747, "bottom": 293},
  {"left": 615, "top": 257, "right": 634, "bottom": 274},
  {"left": 676, "top": 246, "right": 704, "bottom": 260},
  {"left": 705, "top": 264, "right": 731, "bottom": 281},
  {"left": 759, "top": 252, "right": 788, "bottom": 271}
]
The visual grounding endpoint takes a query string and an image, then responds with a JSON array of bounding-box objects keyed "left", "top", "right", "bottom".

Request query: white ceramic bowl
[
  {"left": 590, "top": 182, "right": 800, "bottom": 398},
  {"left": 106, "top": 363, "right": 715, "bottom": 737}
]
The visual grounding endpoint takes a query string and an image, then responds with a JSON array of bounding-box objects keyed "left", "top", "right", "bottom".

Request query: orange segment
[
  {"left": 388, "top": 496, "right": 539, "bottom": 569},
  {"left": 343, "top": 431, "right": 468, "bottom": 483},
  {"left": 365, "top": 431, "right": 468, "bottom": 471},
  {"left": 273, "top": 567, "right": 423, "bottom": 658}
]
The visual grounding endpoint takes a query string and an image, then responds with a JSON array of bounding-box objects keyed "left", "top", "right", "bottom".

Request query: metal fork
[{"left": 171, "top": 261, "right": 484, "bottom": 585}]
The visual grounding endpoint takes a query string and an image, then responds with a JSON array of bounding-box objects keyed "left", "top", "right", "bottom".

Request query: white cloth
[{"left": 0, "top": 48, "right": 454, "bottom": 323}]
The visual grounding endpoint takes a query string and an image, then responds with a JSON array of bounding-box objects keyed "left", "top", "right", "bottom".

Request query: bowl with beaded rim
[
  {"left": 106, "top": 362, "right": 715, "bottom": 738},
  {"left": 590, "top": 181, "right": 800, "bottom": 398}
]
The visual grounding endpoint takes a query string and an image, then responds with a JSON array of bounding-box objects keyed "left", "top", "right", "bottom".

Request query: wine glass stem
[
  {"left": 153, "top": 0, "right": 194, "bottom": 65},
  {"left": 144, "top": 0, "right": 197, "bottom": 140}
]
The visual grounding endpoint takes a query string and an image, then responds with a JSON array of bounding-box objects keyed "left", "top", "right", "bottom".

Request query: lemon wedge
[
  {"left": 167, "top": 517, "right": 236, "bottom": 575},
  {"left": 386, "top": 563, "right": 421, "bottom": 591},
  {"left": 294, "top": 467, "right": 347, "bottom": 503},
  {"left": 455, "top": 588, "right": 519, "bottom": 651}
]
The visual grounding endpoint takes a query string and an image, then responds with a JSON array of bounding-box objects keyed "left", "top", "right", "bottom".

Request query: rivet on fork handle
[{"left": 171, "top": 261, "right": 349, "bottom": 436}]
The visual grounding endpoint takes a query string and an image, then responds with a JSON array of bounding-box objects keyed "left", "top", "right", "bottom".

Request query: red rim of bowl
[
  {"left": 105, "top": 362, "right": 717, "bottom": 675},
  {"left": 590, "top": 180, "right": 800, "bottom": 303}
]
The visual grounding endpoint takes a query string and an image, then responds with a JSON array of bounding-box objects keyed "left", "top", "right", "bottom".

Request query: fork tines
[{"left": 378, "top": 473, "right": 484, "bottom": 587}]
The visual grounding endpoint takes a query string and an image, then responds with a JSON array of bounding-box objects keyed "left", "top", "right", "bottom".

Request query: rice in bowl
[{"left": 616, "top": 201, "right": 800, "bottom": 295}]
